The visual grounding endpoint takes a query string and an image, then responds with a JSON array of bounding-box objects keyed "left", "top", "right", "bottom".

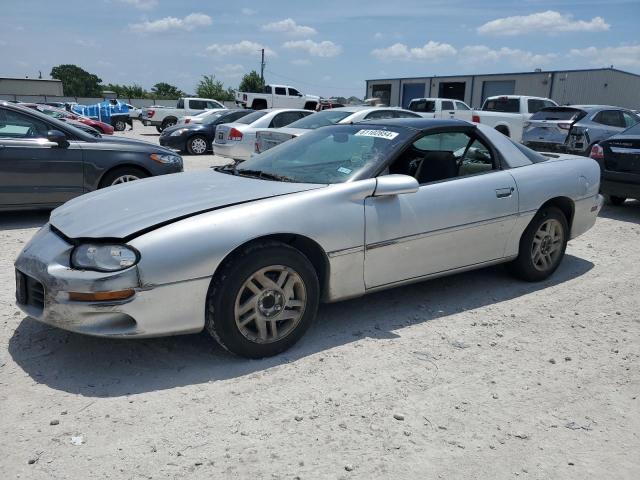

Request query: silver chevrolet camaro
[{"left": 15, "top": 118, "right": 603, "bottom": 358}]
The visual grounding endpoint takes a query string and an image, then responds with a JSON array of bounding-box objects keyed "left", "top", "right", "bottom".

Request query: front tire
[
  {"left": 186, "top": 135, "right": 209, "bottom": 155},
  {"left": 606, "top": 195, "right": 626, "bottom": 206},
  {"left": 509, "top": 206, "right": 568, "bottom": 282},
  {"left": 99, "top": 166, "right": 149, "bottom": 188},
  {"left": 113, "top": 119, "right": 127, "bottom": 131},
  {"left": 205, "top": 242, "right": 320, "bottom": 358}
]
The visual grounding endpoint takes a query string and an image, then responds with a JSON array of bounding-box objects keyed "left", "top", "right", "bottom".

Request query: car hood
[
  {"left": 93, "top": 135, "right": 177, "bottom": 152},
  {"left": 50, "top": 170, "right": 324, "bottom": 239}
]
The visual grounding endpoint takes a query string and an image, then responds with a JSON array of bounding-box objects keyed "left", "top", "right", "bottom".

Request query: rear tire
[
  {"left": 606, "top": 195, "right": 626, "bottom": 206},
  {"left": 495, "top": 126, "right": 510, "bottom": 137},
  {"left": 113, "top": 119, "right": 127, "bottom": 131},
  {"left": 155, "top": 126, "right": 163, "bottom": 134},
  {"left": 161, "top": 118, "right": 177, "bottom": 131},
  {"left": 186, "top": 135, "right": 209, "bottom": 155},
  {"left": 509, "top": 206, "right": 568, "bottom": 282},
  {"left": 205, "top": 241, "right": 320, "bottom": 358},
  {"left": 99, "top": 166, "right": 149, "bottom": 188}
]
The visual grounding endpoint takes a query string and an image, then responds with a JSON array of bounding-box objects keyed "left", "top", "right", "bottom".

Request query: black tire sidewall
[
  {"left": 607, "top": 195, "right": 626, "bottom": 206},
  {"left": 114, "top": 120, "right": 126, "bottom": 131},
  {"left": 99, "top": 167, "right": 149, "bottom": 188},
  {"left": 187, "top": 135, "right": 209, "bottom": 155},
  {"left": 510, "top": 206, "right": 568, "bottom": 282},
  {"left": 206, "top": 243, "right": 320, "bottom": 358}
]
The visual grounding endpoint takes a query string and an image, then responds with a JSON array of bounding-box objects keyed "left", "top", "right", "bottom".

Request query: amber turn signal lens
[{"left": 68, "top": 289, "right": 135, "bottom": 302}]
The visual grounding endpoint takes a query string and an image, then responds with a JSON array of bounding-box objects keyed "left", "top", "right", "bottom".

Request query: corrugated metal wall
[{"left": 367, "top": 69, "right": 640, "bottom": 109}]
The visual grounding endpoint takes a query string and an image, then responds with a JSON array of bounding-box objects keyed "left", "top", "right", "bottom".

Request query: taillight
[
  {"left": 243, "top": 94, "right": 247, "bottom": 101},
  {"left": 558, "top": 123, "right": 571, "bottom": 130},
  {"left": 185, "top": 119, "right": 190, "bottom": 124},
  {"left": 590, "top": 144, "right": 604, "bottom": 160},
  {"left": 229, "top": 128, "right": 243, "bottom": 141},
  {"left": 472, "top": 115, "right": 480, "bottom": 123},
  {"left": 147, "top": 109, "right": 155, "bottom": 118},
  {"left": 255, "top": 140, "right": 260, "bottom": 153}
]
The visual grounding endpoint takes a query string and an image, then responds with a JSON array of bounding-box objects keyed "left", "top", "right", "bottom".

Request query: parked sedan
[
  {"left": 177, "top": 109, "right": 227, "bottom": 126},
  {"left": 523, "top": 105, "right": 640, "bottom": 155},
  {"left": 15, "top": 118, "right": 602, "bottom": 358},
  {"left": 255, "top": 106, "right": 421, "bottom": 153},
  {"left": 25, "top": 104, "right": 116, "bottom": 135},
  {"left": 590, "top": 121, "right": 640, "bottom": 205},
  {"left": 213, "top": 109, "right": 313, "bottom": 161},
  {"left": 0, "top": 101, "right": 183, "bottom": 211},
  {"left": 160, "top": 109, "right": 255, "bottom": 155}
]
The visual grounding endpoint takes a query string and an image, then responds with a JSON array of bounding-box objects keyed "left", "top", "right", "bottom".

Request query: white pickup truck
[
  {"left": 235, "top": 84, "right": 320, "bottom": 111},
  {"left": 408, "top": 97, "right": 474, "bottom": 122},
  {"left": 471, "top": 95, "right": 557, "bottom": 142},
  {"left": 142, "top": 97, "right": 226, "bottom": 133}
]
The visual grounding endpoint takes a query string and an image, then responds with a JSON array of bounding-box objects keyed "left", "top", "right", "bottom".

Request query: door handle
[{"left": 495, "top": 187, "right": 514, "bottom": 198}]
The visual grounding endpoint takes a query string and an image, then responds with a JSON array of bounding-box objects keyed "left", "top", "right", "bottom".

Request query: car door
[
  {"left": 0, "top": 107, "right": 84, "bottom": 208},
  {"left": 364, "top": 128, "right": 518, "bottom": 288},
  {"left": 274, "top": 87, "right": 288, "bottom": 108},
  {"left": 454, "top": 101, "right": 473, "bottom": 122},
  {"left": 440, "top": 100, "right": 455, "bottom": 119}
]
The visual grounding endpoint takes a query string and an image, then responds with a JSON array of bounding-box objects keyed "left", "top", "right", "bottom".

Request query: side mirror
[
  {"left": 373, "top": 174, "right": 419, "bottom": 197},
  {"left": 47, "top": 130, "right": 68, "bottom": 147}
]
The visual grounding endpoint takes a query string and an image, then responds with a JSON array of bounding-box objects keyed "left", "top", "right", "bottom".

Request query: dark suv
[{"left": 0, "top": 101, "right": 183, "bottom": 211}]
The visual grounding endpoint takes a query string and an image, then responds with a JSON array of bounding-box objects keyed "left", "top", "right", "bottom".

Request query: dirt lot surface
[{"left": 1, "top": 124, "right": 638, "bottom": 479}]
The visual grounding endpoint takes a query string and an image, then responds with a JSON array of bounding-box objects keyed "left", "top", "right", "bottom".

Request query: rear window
[
  {"left": 510, "top": 140, "right": 549, "bottom": 163},
  {"left": 286, "top": 110, "right": 352, "bottom": 129},
  {"left": 236, "top": 111, "right": 268, "bottom": 124},
  {"left": 530, "top": 108, "right": 585, "bottom": 121},
  {"left": 483, "top": 98, "right": 519, "bottom": 113},
  {"left": 621, "top": 122, "right": 640, "bottom": 135},
  {"left": 409, "top": 100, "right": 436, "bottom": 113}
]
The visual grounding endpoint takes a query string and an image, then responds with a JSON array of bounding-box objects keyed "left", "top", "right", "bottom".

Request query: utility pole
[{"left": 260, "top": 48, "right": 265, "bottom": 86}]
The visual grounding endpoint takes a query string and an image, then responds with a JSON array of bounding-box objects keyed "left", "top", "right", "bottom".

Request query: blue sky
[{"left": 3, "top": 0, "right": 639, "bottom": 98}]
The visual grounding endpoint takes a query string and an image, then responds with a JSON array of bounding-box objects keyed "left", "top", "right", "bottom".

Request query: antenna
[{"left": 260, "top": 48, "right": 265, "bottom": 85}]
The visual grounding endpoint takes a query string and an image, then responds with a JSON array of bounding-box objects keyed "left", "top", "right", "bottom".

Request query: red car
[{"left": 20, "top": 104, "right": 114, "bottom": 134}]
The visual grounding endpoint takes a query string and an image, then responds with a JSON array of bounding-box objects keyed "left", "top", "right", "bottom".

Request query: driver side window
[
  {"left": 0, "top": 110, "right": 49, "bottom": 139},
  {"left": 387, "top": 130, "right": 496, "bottom": 184}
]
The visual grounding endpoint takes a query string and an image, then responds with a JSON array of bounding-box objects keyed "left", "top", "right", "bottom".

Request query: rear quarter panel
[{"left": 505, "top": 156, "right": 601, "bottom": 255}]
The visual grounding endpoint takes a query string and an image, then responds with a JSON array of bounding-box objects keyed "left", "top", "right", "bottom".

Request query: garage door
[
  {"left": 402, "top": 83, "right": 425, "bottom": 109},
  {"left": 481, "top": 80, "right": 515, "bottom": 103}
]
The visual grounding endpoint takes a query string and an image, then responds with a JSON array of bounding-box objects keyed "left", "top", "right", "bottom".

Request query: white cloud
[
  {"left": 117, "top": 0, "right": 157, "bottom": 10},
  {"left": 130, "top": 13, "right": 212, "bottom": 34},
  {"left": 207, "top": 40, "right": 276, "bottom": 57},
  {"left": 478, "top": 11, "right": 609, "bottom": 36},
  {"left": 371, "top": 41, "right": 456, "bottom": 61},
  {"left": 291, "top": 59, "right": 312, "bottom": 66},
  {"left": 283, "top": 39, "right": 342, "bottom": 57},
  {"left": 460, "top": 45, "right": 557, "bottom": 68},
  {"left": 75, "top": 39, "right": 98, "bottom": 48},
  {"left": 241, "top": 7, "right": 257, "bottom": 15},
  {"left": 569, "top": 44, "right": 640, "bottom": 68},
  {"left": 215, "top": 64, "right": 245, "bottom": 78},
  {"left": 262, "top": 18, "right": 317, "bottom": 36},
  {"left": 374, "top": 32, "right": 383, "bottom": 39}
]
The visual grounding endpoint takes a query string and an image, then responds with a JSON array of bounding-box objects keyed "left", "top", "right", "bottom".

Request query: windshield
[
  {"left": 202, "top": 111, "right": 229, "bottom": 124},
  {"left": 231, "top": 124, "right": 410, "bottom": 184},
  {"left": 285, "top": 110, "right": 353, "bottom": 129},
  {"left": 236, "top": 111, "right": 268, "bottom": 124},
  {"left": 530, "top": 108, "right": 585, "bottom": 121}
]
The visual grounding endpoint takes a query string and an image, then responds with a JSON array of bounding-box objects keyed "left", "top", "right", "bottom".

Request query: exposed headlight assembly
[
  {"left": 150, "top": 153, "right": 182, "bottom": 164},
  {"left": 71, "top": 244, "right": 139, "bottom": 272}
]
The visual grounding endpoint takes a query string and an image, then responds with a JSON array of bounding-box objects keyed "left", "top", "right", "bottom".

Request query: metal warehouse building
[
  {"left": 366, "top": 68, "right": 640, "bottom": 110},
  {"left": 0, "top": 77, "right": 64, "bottom": 97}
]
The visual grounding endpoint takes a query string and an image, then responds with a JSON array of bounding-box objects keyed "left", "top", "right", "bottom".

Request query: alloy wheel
[
  {"left": 531, "top": 218, "right": 564, "bottom": 271},
  {"left": 111, "top": 174, "right": 141, "bottom": 185},
  {"left": 234, "top": 265, "right": 307, "bottom": 344},
  {"left": 190, "top": 137, "right": 207, "bottom": 154}
]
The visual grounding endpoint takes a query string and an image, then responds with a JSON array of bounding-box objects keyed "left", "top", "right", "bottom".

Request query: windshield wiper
[{"left": 236, "top": 169, "right": 296, "bottom": 182}]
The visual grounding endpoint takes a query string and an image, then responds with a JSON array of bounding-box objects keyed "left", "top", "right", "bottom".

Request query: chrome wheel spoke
[
  {"left": 531, "top": 218, "right": 564, "bottom": 272},
  {"left": 234, "top": 265, "right": 307, "bottom": 344}
]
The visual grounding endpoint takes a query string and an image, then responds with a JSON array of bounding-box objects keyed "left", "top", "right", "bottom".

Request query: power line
[{"left": 264, "top": 69, "right": 361, "bottom": 92}]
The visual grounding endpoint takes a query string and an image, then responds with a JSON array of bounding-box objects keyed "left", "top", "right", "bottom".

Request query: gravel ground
[{"left": 0, "top": 124, "right": 638, "bottom": 479}]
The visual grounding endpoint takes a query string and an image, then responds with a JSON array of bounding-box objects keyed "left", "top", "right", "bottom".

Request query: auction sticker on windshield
[{"left": 355, "top": 129, "right": 399, "bottom": 140}]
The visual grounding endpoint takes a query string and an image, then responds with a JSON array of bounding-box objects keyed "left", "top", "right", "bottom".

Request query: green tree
[
  {"left": 151, "top": 82, "right": 185, "bottom": 99},
  {"left": 238, "top": 70, "right": 264, "bottom": 93},
  {"left": 195, "top": 74, "right": 234, "bottom": 101},
  {"left": 50, "top": 64, "right": 102, "bottom": 97},
  {"left": 104, "top": 83, "right": 149, "bottom": 99}
]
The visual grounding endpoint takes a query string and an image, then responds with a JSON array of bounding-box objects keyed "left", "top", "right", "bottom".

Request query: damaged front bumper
[{"left": 14, "top": 224, "right": 207, "bottom": 338}]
